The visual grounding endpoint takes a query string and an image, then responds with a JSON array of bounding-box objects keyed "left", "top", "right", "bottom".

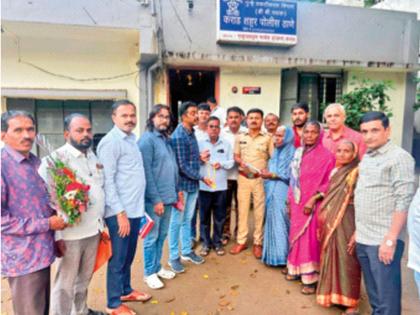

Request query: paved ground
[{"left": 2, "top": 237, "right": 419, "bottom": 315}]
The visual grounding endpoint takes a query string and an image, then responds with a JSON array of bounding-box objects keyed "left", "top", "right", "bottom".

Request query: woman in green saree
[{"left": 316, "top": 140, "right": 361, "bottom": 315}]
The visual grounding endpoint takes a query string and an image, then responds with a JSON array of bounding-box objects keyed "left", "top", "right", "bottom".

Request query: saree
[
  {"left": 287, "top": 133, "right": 335, "bottom": 284},
  {"left": 262, "top": 127, "right": 295, "bottom": 266},
  {"left": 316, "top": 160, "right": 361, "bottom": 308}
]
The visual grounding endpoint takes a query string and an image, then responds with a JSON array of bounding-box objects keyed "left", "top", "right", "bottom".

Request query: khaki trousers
[
  {"left": 237, "top": 175, "right": 265, "bottom": 245},
  {"left": 51, "top": 234, "right": 100, "bottom": 315}
]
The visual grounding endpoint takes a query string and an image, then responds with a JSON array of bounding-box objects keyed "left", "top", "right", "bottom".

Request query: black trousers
[
  {"left": 223, "top": 180, "right": 238, "bottom": 238},
  {"left": 199, "top": 190, "right": 227, "bottom": 248}
]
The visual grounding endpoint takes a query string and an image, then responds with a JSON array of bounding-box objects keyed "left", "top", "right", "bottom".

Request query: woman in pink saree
[{"left": 286, "top": 121, "right": 335, "bottom": 294}]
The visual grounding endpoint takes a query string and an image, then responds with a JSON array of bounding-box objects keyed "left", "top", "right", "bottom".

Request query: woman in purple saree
[{"left": 286, "top": 121, "right": 335, "bottom": 294}]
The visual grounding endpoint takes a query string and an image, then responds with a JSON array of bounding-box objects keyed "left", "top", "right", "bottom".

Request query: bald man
[{"left": 322, "top": 103, "right": 366, "bottom": 159}]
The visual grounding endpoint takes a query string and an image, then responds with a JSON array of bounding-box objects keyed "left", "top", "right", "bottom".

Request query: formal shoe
[
  {"left": 181, "top": 252, "right": 205, "bottom": 264},
  {"left": 229, "top": 243, "right": 248, "bottom": 255},
  {"left": 253, "top": 245, "right": 262, "bottom": 259},
  {"left": 168, "top": 258, "right": 185, "bottom": 273},
  {"left": 157, "top": 267, "right": 176, "bottom": 279},
  {"left": 144, "top": 273, "right": 164, "bottom": 289}
]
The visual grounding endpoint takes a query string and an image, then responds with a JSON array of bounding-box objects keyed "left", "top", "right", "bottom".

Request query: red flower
[
  {"left": 62, "top": 167, "right": 76, "bottom": 181},
  {"left": 66, "top": 181, "right": 89, "bottom": 192}
]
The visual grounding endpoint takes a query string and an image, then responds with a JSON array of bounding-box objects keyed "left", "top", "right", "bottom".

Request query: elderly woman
[
  {"left": 286, "top": 121, "right": 335, "bottom": 295},
  {"left": 261, "top": 126, "right": 295, "bottom": 267},
  {"left": 316, "top": 140, "right": 361, "bottom": 315}
]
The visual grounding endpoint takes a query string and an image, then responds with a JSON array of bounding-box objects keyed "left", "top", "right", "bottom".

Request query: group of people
[{"left": 1, "top": 96, "right": 419, "bottom": 315}]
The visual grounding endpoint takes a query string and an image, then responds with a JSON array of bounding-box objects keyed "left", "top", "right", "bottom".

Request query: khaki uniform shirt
[{"left": 234, "top": 131, "right": 274, "bottom": 172}]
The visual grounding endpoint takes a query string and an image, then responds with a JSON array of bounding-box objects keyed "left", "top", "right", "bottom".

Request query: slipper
[
  {"left": 301, "top": 284, "right": 316, "bottom": 295},
  {"left": 121, "top": 290, "right": 152, "bottom": 302},
  {"left": 285, "top": 274, "right": 299, "bottom": 281},
  {"left": 280, "top": 267, "right": 288, "bottom": 275},
  {"left": 105, "top": 304, "right": 136, "bottom": 315},
  {"left": 200, "top": 246, "right": 211, "bottom": 256},
  {"left": 215, "top": 247, "right": 225, "bottom": 256}
]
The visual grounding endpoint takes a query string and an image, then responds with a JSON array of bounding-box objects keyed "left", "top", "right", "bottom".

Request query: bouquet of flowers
[
  {"left": 46, "top": 157, "right": 90, "bottom": 224},
  {"left": 36, "top": 135, "right": 90, "bottom": 225}
]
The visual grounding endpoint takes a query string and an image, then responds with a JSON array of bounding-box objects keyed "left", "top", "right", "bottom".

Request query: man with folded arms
[
  {"left": 97, "top": 100, "right": 151, "bottom": 315},
  {"left": 230, "top": 108, "right": 273, "bottom": 259},
  {"left": 1, "top": 110, "right": 66, "bottom": 315}
]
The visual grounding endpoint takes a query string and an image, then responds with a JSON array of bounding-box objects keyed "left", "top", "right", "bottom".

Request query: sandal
[
  {"left": 215, "top": 247, "right": 225, "bottom": 256},
  {"left": 285, "top": 274, "right": 299, "bottom": 281},
  {"left": 106, "top": 304, "right": 136, "bottom": 315},
  {"left": 121, "top": 290, "right": 152, "bottom": 302},
  {"left": 200, "top": 246, "right": 211, "bottom": 256},
  {"left": 221, "top": 235, "right": 230, "bottom": 246},
  {"left": 301, "top": 284, "right": 316, "bottom": 295},
  {"left": 280, "top": 267, "right": 288, "bottom": 275}
]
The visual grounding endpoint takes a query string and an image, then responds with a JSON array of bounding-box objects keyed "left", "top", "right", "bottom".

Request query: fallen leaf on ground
[
  {"left": 203, "top": 274, "right": 209, "bottom": 279},
  {"left": 219, "top": 294, "right": 226, "bottom": 299},
  {"left": 180, "top": 311, "right": 188, "bottom": 315},
  {"left": 230, "top": 285, "right": 239, "bottom": 290},
  {"left": 249, "top": 273, "right": 256, "bottom": 278},
  {"left": 165, "top": 297, "right": 176, "bottom": 303},
  {"left": 254, "top": 269, "right": 258, "bottom": 273},
  {"left": 230, "top": 290, "right": 239, "bottom": 296},
  {"left": 151, "top": 300, "right": 159, "bottom": 304},
  {"left": 218, "top": 299, "right": 231, "bottom": 307},
  {"left": 285, "top": 290, "right": 290, "bottom": 294},
  {"left": 301, "top": 306, "right": 310, "bottom": 309},
  {"left": 170, "top": 312, "right": 176, "bottom": 315},
  {"left": 227, "top": 305, "right": 235, "bottom": 311}
]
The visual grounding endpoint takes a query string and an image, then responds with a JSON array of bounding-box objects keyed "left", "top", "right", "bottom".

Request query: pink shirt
[{"left": 322, "top": 126, "right": 366, "bottom": 159}]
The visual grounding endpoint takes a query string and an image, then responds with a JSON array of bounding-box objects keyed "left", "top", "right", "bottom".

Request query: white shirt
[
  {"left": 194, "top": 125, "right": 208, "bottom": 142},
  {"left": 39, "top": 143, "right": 105, "bottom": 241},
  {"left": 221, "top": 126, "right": 247, "bottom": 180},
  {"left": 408, "top": 184, "right": 420, "bottom": 273},
  {"left": 211, "top": 106, "right": 227, "bottom": 126}
]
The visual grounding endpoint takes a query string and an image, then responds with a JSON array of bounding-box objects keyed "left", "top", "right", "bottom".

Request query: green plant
[
  {"left": 339, "top": 77, "right": 393, "bottom": 131},
  {"left": 414, "top": 76, "right": 420, "bottom": 112}
]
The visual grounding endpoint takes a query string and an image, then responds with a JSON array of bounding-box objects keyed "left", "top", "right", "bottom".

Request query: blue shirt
[
  {"left": 97, "top": 126, "right": 145, "bottom": 218},
  {"left": 198, "top": 136, "right": 234, "bottom": 192},
  {"left": 138, "top": 130, "right": 179, "bottom": 205},
  {"left": 171, "top": 124, "right": 202, "bottom": 192}
]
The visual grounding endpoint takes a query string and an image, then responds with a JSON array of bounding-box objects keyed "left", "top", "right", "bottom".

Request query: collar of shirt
[
  {"left": 204, "top": 135, "right": 224, "bottom": 145},
  {"left": 223, "top": 126, "right": 246, "bottom": 135},
  {"left": 325, "top": 126, "right": 352, "bottom": 141},
  {"left": 62, "top": 142, "right": 94, "bottom": 159},
  {"left": 366, "top": 140, "right": 392, "bottom": 157},
  {"left": 111, "top": 125, "right": 136, "bottom": 142},
  {"left": 181, "top": 124, "right": 195, "bottom": 136},
  {"left": 4, "top": 145, "right": 36, "bottom": 164},
  {"left": 244, "top": 130, "right": 265, "bottom": 137}
]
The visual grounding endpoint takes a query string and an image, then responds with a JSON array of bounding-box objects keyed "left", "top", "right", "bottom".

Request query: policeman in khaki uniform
[{"left": 230, "top": 108, "right": 273, "bottom": 259}]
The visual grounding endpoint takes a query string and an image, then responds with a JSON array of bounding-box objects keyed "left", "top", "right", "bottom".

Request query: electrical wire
[{"left": 2, "top": 26, "right": 138, "bottom": 82}]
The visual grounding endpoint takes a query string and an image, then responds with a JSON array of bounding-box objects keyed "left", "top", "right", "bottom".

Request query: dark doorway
[{"left": 168, "top": 69, "right": 216, "bottom": 125}]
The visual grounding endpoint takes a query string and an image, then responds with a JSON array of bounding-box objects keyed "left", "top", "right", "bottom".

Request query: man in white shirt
[
  {"left": 221, "top": 107, "right": 247, "bottom": 245},
  {"left": 39, "top": 113, "right": 105, "bottom": 315},
  {"left": 194, "top": 103, "right": 211, "bottom": 142},
  {"left": 207, "top": 97, "right": 227, "bottom": 127}
]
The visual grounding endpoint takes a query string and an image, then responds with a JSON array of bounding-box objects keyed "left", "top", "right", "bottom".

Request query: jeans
[
  {"left": 168, "top": 190, "right": 198, "bottom": 261},
  {"left": 356, "top": 241, "right": 405, "bottom": 315},
  {"left": 190, "top": 200, "right": 201, "bottom": 241},
  {"left": 143, "top": 203, "right": 172, "bottom": 276},
  {"left": 199, "top": 190, "right": 227, "bottom": 248},
  {"left": 415, "top": 271, "right": 420, "bottom": 299},
  {"left": 105, "top": 215, "right": 140, "bottom": 309}
]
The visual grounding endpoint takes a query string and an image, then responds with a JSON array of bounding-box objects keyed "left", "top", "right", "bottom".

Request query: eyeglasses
[
  {"left": 208, "top": 125, "right": 220, "bottom": 129},
  {"left": 157, "top": 114, "right": 170, "bottom": 120}
]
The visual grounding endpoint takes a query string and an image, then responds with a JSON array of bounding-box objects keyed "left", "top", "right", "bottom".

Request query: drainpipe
[{"left": 147, "top": 61, "right": 160, "bottom": 112}]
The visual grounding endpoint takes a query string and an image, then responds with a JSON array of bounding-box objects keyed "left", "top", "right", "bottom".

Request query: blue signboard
[{"left": 217, "top": 0, "right": 297, "bottom": 46}]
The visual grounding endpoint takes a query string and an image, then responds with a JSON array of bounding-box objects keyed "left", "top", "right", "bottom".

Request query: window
[
  {"left": 298, "top": 72, "right": 343, "bottom": 121},
  {"left": 6, "top": 98, "right": 114, "bottom": 156}
]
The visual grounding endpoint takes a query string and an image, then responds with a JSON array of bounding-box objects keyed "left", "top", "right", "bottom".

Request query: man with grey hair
[
  {"left": 322, "top": 103, "right": 366, "bottom": 159},
  {"left": 39, "top": 113, "right": 106, "bottom": 315}
]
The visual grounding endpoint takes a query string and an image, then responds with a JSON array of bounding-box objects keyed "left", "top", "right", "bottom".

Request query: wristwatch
[{"left": 385, "top": 239, "right": 394, "bottom": 247}]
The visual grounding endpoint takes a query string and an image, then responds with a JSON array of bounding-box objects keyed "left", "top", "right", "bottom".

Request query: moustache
[{"left": 20, "top": 138, "right": 34, "bottom": 145}]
